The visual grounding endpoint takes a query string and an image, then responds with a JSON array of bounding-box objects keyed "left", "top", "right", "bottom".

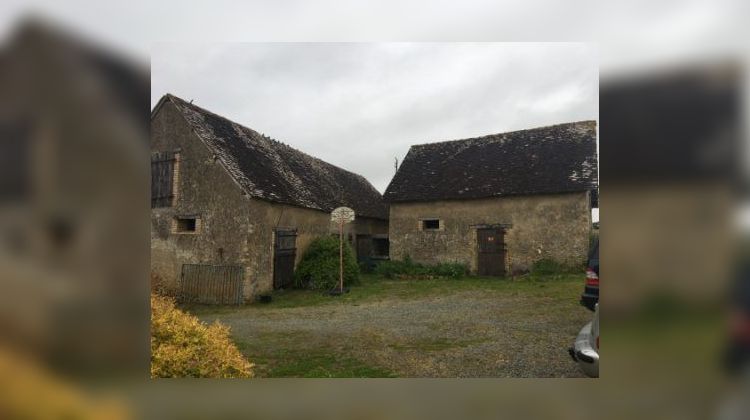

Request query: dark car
[
  {"left": 725, "top": 260, "right": 750, "bottom": 374},
  {"left": 580, "top": 238, "right": 599, "bottom": 311}
]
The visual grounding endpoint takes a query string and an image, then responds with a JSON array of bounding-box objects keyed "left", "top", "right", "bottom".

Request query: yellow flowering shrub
[
  {"left": 151, "top": 294, "right": 253, "bottom": 378},
  {"left": 0, "top": 347, "right": 129, "bottom": 419}
]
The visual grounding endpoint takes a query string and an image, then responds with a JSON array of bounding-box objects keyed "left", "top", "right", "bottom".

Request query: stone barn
[
  {"left": 150, "top": 94, "right": 388, "bottom": 302},
  {"left": 384, "top": 121, "right": 598, "bottom": 276}
]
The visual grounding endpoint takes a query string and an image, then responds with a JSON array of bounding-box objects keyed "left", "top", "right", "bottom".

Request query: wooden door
[
  {"left": 477, "top": 228, "right": 505, "bottom": 277},
  {"left": 273, "top": 229, "right": 297, "bottom": 289}
]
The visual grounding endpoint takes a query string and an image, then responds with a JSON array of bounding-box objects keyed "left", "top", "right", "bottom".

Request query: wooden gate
[
  {"left": 477, "top": 228, "right": 506, "bottom": 277},
  {"left": 180, "top": 264, "right": 244, "bottom": 305},
  {"left": 273, "top": 228, "right": 297, "bottom": 289}
]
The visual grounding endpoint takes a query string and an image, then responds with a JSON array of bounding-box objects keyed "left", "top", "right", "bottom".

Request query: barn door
[
  {"left": 273, "top": 228, "right": 297, "bottom": 289},
  {"left": 477, "top": 228, "right": 506, "bottom": 277}
]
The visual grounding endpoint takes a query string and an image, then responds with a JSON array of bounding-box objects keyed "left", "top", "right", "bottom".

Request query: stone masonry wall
[
  {"left": 388, "top": 192, "right": 591, "bottom": 274},
  {"left": 151, "top": 100, "right": 389, "bottom": 300},
  {"left": 151, "top": 101, "right": 262, "bottom": 297}
]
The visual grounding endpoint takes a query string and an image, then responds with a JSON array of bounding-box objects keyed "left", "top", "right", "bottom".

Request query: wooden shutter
[{"left": 151, "top": 151, "right": 175, "bottom": 208}]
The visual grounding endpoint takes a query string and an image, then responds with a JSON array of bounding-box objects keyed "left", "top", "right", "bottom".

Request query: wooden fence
[{"left": 180, "top": 264, "right": 244, "bottom": 305}]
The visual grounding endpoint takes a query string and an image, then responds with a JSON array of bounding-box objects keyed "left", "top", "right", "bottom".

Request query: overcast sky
[{"left": 151, "top": 43, "right": 597, "bottom": 193}]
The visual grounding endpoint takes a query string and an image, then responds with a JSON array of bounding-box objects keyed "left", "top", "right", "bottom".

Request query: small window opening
[
  {"left": 175, "top": 217, "right": 198, "bottom": 233},
  {"left": 422, "top": 219, "right": 440, "bottom": 230}
]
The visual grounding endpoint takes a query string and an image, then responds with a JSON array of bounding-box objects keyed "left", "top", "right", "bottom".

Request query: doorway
[
  {"left": 273, "top": 228, "right": 297, "bottom": 289},
  {"left": 477, "top": 227, "right": 506, "bottom": 276}
]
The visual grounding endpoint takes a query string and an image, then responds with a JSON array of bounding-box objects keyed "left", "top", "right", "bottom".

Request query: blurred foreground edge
[
  {"left": 601, "top": 62, "right": 743, "bottom": 314},
  {"left": 0, "top": 17, "right": 150, "bottom": 378}
]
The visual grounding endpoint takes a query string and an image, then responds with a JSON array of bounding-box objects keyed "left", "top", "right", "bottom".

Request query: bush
[
  {"left": 294, "top": 236, "right": 359, "bottom": 290},
  {"left": 374, "top": 256, "right": 468, "bottom": 279},
  {"left": 370, "top": 260, "right": 395, "bottom": 278},
  {"left": 0, "top": 347, "right": 130, "bottom": 418},
  {"left": 151, "top": 293, "right": 253, "bottom": 378}
]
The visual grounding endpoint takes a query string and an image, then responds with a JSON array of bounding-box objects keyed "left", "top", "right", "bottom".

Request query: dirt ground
[{"left": 191, "top": 275, "right": 592, "bottom": 377}]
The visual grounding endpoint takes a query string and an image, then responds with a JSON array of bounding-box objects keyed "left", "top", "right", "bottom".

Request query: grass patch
[
  {"left": 530, "top": 258, "right": 580, "bottom": 276},
  {"left": 183, "top": 272, "right": 584, "bottom": 315},
  {"left": 233, "top": 335, "right": 395, "bottom": 378},
  {"left": 389, "top": 337, "right": 488, "bottom": 352},
  {"left": 183, "top": 271, "right": 587, "bottom": 378},
  {"left": 268, "top": 353, "right": 395, "bottom": 378}
]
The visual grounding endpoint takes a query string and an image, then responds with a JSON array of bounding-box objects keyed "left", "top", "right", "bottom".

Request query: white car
[{"left": 569, "top": 303, "right": 599, "bottom": 377}]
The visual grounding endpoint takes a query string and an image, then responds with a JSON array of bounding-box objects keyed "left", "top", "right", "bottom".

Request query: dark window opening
[
  {"left": 274, "top": 229, "right": 297, "bottom": 289},
  {"left": 422, "top": 219, "right": 440, "bottom": 230},
  {"left": 151, "top": 151, "right": 176, "bottom": 208},
  {"left": 372, "top": 237, "right": 389, "bottom": 258},
  {"left": 175, "top": 217, "right": 197, "bottom": 233},
  {"left": 0, "top": 120, "right": 31, "bottom": 202}
]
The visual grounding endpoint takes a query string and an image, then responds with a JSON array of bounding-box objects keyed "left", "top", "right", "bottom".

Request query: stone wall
[
  {"left": 151, "top": 100, "right": 260, "bottom": 296},
  {"left": 388, "top": 192, "right": 591, "bottom": 274},
  {"left": 151, "top": 101, "right": 389, "bottom": 300}
]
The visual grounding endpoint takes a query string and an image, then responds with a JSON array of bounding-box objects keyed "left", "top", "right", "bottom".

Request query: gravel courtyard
[{"left": 189, "top": 275, "right": 591, "bottom": 377}]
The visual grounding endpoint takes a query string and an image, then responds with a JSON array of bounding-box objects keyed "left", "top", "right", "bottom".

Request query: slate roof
[
  {"left": 154, "top": 94, "right": 388, "bottom": 220},
  {"left": 384, "top": 121, "right": 598, "bottom": 204}
]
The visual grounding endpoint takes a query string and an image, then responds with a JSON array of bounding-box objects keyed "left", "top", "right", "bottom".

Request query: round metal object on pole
[{"left": 331, "top": 207, "right": 355, "bottom": 224}]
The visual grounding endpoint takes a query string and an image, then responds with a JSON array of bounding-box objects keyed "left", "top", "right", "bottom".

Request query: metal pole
[{"left": 339, "top": 220, "right": 344, "bottom": 292}]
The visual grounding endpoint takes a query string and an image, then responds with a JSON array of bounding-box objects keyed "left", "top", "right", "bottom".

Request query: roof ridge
[{"left": 411, "top": 120, "right": 596, "bottom": 149}]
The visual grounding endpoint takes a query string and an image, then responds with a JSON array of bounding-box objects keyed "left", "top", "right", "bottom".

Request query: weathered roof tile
[
  {"left": 162, "top": 94, "right": 388, "bottom": 220},
  {"left": 384, "top": 121, "right": 598, "bottom": 203}
]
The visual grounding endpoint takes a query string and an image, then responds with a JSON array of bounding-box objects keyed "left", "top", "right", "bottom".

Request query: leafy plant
[
  {"left": 431, "top": 262, "right": 469, "bottom": 278},
  {"left": 294, "top": 236, "right": 360, "bottom": 290},
  {"left": 151, "top": 293, "right": 253, "bottom": 378}
]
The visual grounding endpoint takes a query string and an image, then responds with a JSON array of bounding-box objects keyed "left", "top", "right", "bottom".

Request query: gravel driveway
[{"left": 194, "top": 278, "right": 590, "bottom": 377}]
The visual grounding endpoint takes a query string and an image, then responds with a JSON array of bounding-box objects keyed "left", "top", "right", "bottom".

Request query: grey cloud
[{"left": 151, "top": 43, "right": 597, "bottom": 192}]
